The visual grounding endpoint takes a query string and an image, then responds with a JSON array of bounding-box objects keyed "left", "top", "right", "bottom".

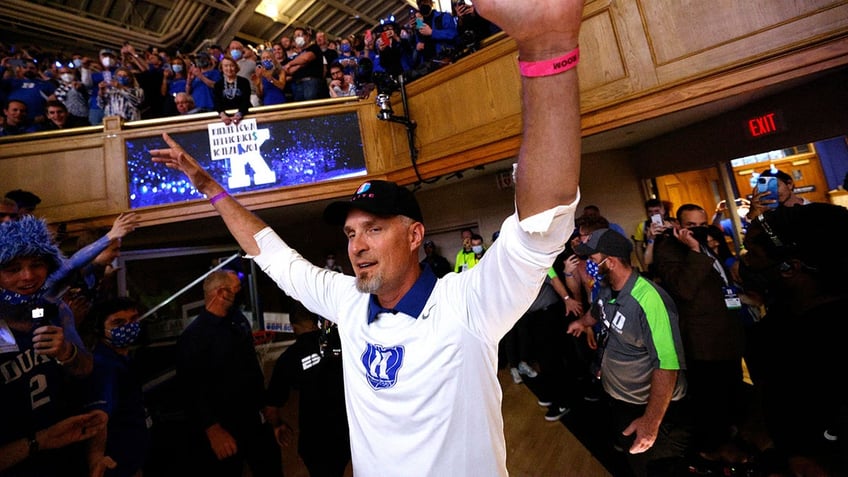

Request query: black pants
[
  {"left": 528, "top": 301, "right": 583, "bottom": 407},
  {"left": 608, "top": 397, "right": 692, "bottom": 477},
  {"left": 189, "top": 418, "right": 283, "bottom": 477}
]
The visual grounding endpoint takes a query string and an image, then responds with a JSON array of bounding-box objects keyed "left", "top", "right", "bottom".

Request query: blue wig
[{"left": 0, "top": 216, "right": 65, "bottom": 273}]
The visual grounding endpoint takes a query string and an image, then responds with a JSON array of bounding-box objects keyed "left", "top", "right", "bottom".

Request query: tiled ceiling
[{"left": 1, "top": 0, "right": 417, "bottom": 57}]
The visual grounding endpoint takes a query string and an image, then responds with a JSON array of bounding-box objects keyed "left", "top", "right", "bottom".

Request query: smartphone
[
  {"left": 31, "top": 304, "right": 58, "bottom": 330},
  {"left": 756, "top": 176, "right": 779, "bottom": 208},
  {"left": 650, "top": 214, "right": 663, "bottom": 227},
  {"left": 381, "top": 31, "right": 391, "bottom": 45},
  {"left": 364, "top": 29, "right": 373, "bottom": 44},
  {"left": 416, "top": 18, "right": 425, "bottom": 29}
]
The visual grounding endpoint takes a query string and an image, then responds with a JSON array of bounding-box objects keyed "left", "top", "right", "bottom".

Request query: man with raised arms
[{"left": 151, "top": 0, "right": 584, "bottom": 474}]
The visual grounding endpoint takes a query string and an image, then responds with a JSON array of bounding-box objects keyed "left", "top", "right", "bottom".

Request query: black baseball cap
[
  {"left": 574, "top": 228, "right": 633, "bottom": 260},
  {"left": 323, "top": 180, "right": 423, "bottom": 226}
]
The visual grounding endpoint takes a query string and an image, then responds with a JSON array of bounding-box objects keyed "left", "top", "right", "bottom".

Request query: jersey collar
[{"left": 367, "top": 264, "right": 437, "bottom": 324}]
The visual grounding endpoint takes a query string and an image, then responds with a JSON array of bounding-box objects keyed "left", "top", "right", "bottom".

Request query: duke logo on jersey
[{"left": 361, "top": 343, "right": 404, "bottom": 390}]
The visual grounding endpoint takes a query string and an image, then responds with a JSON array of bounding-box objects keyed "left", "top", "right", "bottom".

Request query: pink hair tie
[
  {"left": 518, "top": 47, "right": 580, "bottom": 78},
  {"left": 209, "top": 191, "right": 230, "bottom": 205}
]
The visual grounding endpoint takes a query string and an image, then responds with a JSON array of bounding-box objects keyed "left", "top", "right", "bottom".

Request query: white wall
[{"left": 413, "top": 148, "right": 647, "bottom": 265}]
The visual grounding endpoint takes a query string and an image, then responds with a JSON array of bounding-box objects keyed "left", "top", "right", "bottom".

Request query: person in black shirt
[
  {"left": 267, "top": 303, "right": 350, "bottom": 477},
  {"left": 176, "top": 270, "right": 282, "bottom": 477},
  {"left": 420, "top": 240, "right": 451, "bottom": 278},
  {"left": 282, "top": 28, "right": 329, "bottom": 101},
  {"left": 213, "top": 57, "right": 251, "bottom": 126}
]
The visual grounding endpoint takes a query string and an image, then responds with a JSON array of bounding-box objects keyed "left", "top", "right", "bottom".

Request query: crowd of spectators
[{"left": 0, "top": 0, "right": 500, "bottom": 138}]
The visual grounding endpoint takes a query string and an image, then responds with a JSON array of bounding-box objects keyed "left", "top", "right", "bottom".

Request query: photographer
[
  {"left": 652, "top": 204, "right": 749, "bottom": 468},
  {"left": 411, "top": 0, "right": 458, "bottom": 67},
  {"left": 453, "top": 0, "right": 501, "bottom": 54},
  {"left": 372, "top": 22, "right": 412, "bottom": 78}
]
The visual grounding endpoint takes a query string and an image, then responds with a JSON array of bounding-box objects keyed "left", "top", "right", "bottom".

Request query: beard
[{"left": 355, "top": 271, "right": 383, "bottom": 294}]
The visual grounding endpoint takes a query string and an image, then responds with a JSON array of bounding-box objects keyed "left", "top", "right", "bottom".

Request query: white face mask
[
  {"left": 60, "top": 73, "right": 74, "bottom": 83},
  {"left": 294, "top": 36, "right": 306, "bottom": 48},
  {"left": 101, "top": 57, "right": 112, "bottom": 68},
  {"left": 472, "top": 245, "right": 484, "bottom": 254}
]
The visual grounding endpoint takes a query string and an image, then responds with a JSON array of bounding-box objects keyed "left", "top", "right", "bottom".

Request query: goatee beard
[{"left": 355, "top": 274, "right": 382, "bottom": 294}]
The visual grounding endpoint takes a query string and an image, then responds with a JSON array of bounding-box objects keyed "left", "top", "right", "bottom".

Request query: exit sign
[{"left": 746, "top": 110, "right": 785, "bottom": 138}]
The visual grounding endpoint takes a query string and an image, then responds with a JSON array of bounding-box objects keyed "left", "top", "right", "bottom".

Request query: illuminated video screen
[{"left": 125, "top": 112, "right": 367, "bottom": 209}]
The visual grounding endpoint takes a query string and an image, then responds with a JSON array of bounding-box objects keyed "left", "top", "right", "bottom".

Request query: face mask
[
  {"left": 230, "top": 49, "right": 243, "bottom": 60},
  {"left": 340, "top": 43, "right": 351, "bottom": 53},
  {"left": 117, "top": 76, "right": 131, "bottom": 86},
  {"left": 196, "top": 59, "right": 210, "bottom": 68},
  {"left": 171, "top": 64, "right": 183, "bottom": 74},
  {"left": 73, "top": 58, "right": 82, "bottom": 68},
  {"left": 261, "top": 59, "right": 274, "bottom": 70},
  {"left": 472, "top": 245, "right": 484, "bottom": 254},
  {"left": 586, "top": 258, "right": 603, "bottom": 282},
  {"left": 419, "top": 5, "right": 433, "bottom": 16},
  {"left": 61, "top": 73, "right": 74, "bottom": 83},
  {"left": 23, "top": 70, "right": 37, "bottom": 79},
  {"left": 107, "top": 321, "right": 141, "bottom": 348},
  {"left": 294, "top": 36, "right": 306, "bottom": 48},
  {"left": 326, "top": 259, "right": 336, "bottom": 267},
  {"left": 101, "top": 57, "right": 112, "bottom": 68}
]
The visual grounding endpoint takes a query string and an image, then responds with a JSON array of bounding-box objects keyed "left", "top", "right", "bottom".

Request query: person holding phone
[
  {"left": 746, "top": 168, "right": 811, "bottom": 220},
  {"left": 412, "top": 0, "right": 459, "bottom": 66},
  {"left": 253, "top": 50, "right": 287, "bottom": 106},
  {"left": 651, "top": 204, "right": 749, "bottom": 467},
  {"left": 97, "top": 67, "right": 144, "bottom": 121},
  {"left": 454, "top": 0, "right": 501, "bottom": 52},
  {"left": 0, "top": 216, "right": 102, "bottom": 475}
]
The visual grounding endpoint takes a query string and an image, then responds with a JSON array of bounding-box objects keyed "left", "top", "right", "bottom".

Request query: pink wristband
[
  {"left": 518, "top": 47, "right": 580, "bottom": 78},
  {"left": 209, "top": 191, "right": 230, "bottom": 205}
]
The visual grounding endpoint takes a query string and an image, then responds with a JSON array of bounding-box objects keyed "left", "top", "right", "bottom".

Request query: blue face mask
[
  {"left": 340, "top": 43, "right": 351, "bottom": 53},
  {"left": 73, "top": 58, "right": 82, "bottom": 68},
  {"left": 117, "top": 76, "right": 131, "bottom": 86},
  {"left": 230, "top": 49, "right": 243, "bottom": 60},
  {"left": 172, "top": 64, "right": 183, "bottom": 74},
  {"left": 585, "top": 258, "right": 606, "bottom": 301},
  {"left": 108, "top": 321, "right": 141, "bottom": 348},
  {"left": 261, "top": 59, "right": 274, "bottom": 70}
]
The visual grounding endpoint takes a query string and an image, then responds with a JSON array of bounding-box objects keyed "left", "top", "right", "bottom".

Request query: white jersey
[{"left": 253, "top": 197, "right": 578, "bottom": 477}]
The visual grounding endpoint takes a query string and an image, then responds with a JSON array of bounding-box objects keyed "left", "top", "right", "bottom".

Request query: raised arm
[
  {"left": 474, "top": 0, "right": 584, "bottom": 219},
  {"left": 149, "top": 133, "right": 267, "bottom": 255}
]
